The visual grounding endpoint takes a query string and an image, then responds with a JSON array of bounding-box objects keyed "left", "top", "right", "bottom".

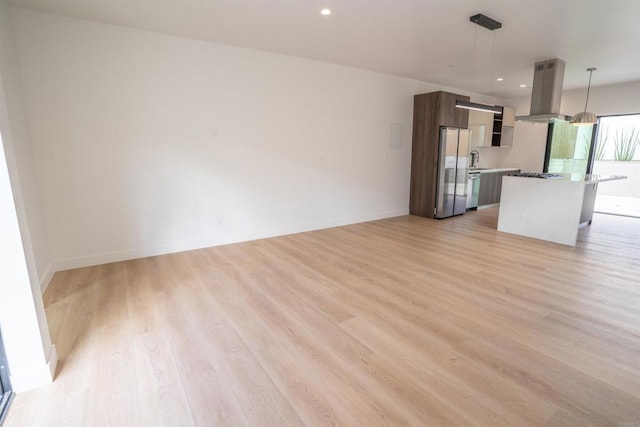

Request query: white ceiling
[{"left": 9, "top": 0, "right": 640, "bottom": 98}]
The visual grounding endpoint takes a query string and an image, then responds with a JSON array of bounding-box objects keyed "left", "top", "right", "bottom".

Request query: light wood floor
[{"left": 6, "top": 208, "right": 640, "bottom": 426}]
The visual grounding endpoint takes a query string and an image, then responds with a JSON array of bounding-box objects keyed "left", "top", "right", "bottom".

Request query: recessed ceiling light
[
  {"left": 519, "top": 84, "right": 527, "bottom": 88},
  {"left": 496, "top": 78, "right": 504, "bottom": 82},
  {"left": 321, "top": 8, "right": 331, "bottom": 16}
]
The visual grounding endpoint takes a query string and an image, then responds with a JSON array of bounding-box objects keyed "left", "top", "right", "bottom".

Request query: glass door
[
  {"left": 544, "top": 121, "right": 596, "bottom": 174},
  {"left": 591, "top": 114, "right": 640, "bottom": 217},
  {"left": 0, "top": 330, "right": 13, "bottom": 425}
]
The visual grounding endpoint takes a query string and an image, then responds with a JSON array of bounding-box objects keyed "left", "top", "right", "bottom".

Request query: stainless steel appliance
[
  {"left": 470, "top": 149, "right": 480, "bottom": 168},
  {"left": 435, "top": 127, "right": 470, "bottom": 218},
  {"left": 515, "top": 58, "right": 572, "bottom": 123},
  {"left": 466, "top": 172, "right": 481, "bottom": 210},
  {"left": 508, "top": 172, "right": 564, "bottom": 179}
]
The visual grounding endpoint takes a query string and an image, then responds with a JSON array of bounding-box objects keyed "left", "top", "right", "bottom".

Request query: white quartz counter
[
  {"left": 497, "top": 174, "right": 627, "bottom": 246},
  {"left": 483, "top": 172, "right": 627, "bottom": 182},
  {"left": 560, "top": 173, "right": 628, "bottom": 184}
]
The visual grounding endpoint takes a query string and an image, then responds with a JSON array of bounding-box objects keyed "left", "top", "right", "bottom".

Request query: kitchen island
[{"left": 497, "top": 173, "right": 627, "bottom": 246}]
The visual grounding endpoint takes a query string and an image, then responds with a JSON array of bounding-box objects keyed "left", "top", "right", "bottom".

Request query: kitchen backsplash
[{"left": 472, "top": 146, "right": 501, "bottom": 169}]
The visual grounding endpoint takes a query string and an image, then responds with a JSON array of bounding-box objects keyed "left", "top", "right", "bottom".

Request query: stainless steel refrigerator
[{"left": 435, "top": 127, "right": 470, "bottom": 218}]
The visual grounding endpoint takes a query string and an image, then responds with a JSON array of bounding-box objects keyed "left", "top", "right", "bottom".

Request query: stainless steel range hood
[
  {"left": 516, "top": 113, "right": 572, "bottom": 123},
  {"left": 516, "top": 58, "right": 571, "bottom": 123}
]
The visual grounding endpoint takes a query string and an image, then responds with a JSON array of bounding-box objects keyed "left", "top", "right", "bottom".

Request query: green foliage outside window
[
  {"left": 585, "top": 128, "right": 607, "bottom": 160},
  {"left": 613, "top": 127, "right": 639, "bottom": 161},
  {"left": 550, "top": 122, "right": 578, "bottom": 159}
]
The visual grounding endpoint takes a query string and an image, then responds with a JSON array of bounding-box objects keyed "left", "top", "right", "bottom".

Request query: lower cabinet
[{"left": 478, "top": 170, "right": 520, "bottom": 206}]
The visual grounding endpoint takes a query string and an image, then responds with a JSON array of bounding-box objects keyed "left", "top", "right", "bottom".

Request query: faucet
[{"left": 470, "top": 150, "right": 480, "bottom": 169}]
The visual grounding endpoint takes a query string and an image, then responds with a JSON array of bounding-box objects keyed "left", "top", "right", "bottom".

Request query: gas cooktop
[{"left": 507, "top": 172, "right": 564, "bottom": 179}]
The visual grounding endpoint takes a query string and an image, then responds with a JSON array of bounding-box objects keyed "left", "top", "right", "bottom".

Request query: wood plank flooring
[{"left": 5, "top": 208, "right": 640, "bottom": 426}]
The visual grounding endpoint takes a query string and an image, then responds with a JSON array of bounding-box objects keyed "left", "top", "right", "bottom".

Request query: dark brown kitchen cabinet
[
  {"left": 478, "top": 172, "right": 501, "bottom": 205},
  {"left": 477, "top": 169, "right": 520, "bottom": 206},
  {"left": 491, "top": 106, "right": 516, "bottom": 147},
  {"left": 410, "top": 91, "right": 470, "bottom": 218},
  {"left": 436, "top": 92, "right": 472, "bottom": 128},
  {"left": 491, "top": 110, "right": 503, "bottom": 147}
]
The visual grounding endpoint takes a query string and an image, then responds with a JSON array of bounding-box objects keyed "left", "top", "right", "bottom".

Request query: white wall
[
  {"left": 10, "top": 7, "right": 500, "bottom": 270},
  {"left": 0, "top": 0, "right": 56, "bottom": 392},
  {"left": 0, "top": 5, "right": 52, "bottom": 291},
  {"left": 557, "top": 81, "right": 640, "bottom": 117},
  {"left": 500, "top": 81, "right": 640, "bottom": 172},
  {"left": 593, "top": 161, "right": 640, "bottom": 197}
]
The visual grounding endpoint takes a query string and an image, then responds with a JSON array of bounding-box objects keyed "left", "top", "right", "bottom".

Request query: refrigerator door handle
[
  {"left": 453, "top": 129, "right": 471, "bottom": 216},
  {"left": 435, "top": 127, "right": 448, "bottom": 218},
  {"left": 435, "top": 127, "right": 460, "bottom": 219}
]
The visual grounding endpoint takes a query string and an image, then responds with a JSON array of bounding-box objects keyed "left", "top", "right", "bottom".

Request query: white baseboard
[
  {"left": 478, "top": 203, "right": 500, "bottom": 209},
  {"left": 53, "top": 237, "right": 255, "bottom": 271},
  {"left": 39, "top": 264, "right": 54, "bottom": 294},
  {"left": 8, "top": 344, "right": 57, "bottom": 393},
  {"left": 52, "top": 208, "right": 410, "bottom": 271},
  {"left": 288, "top": 208, "right": 410, "bottom": 234}
]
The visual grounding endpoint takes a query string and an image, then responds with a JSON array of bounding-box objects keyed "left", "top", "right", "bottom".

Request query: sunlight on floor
[{"left": 594, "top": 194, "right": 640, "bottom": 218}]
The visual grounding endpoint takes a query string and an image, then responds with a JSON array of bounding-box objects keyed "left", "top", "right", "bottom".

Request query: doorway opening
[
  {"left": 543, "top": 120, "right": 596, "bottom": 175},
  {"left": 0, "top": 330, "right": 14, "bottom": 425},
  {"left": 543, "top": 114, "right": 639, "bottom": 218},
  {"left": 591, "top": 114, "right": 640, "bottom": 217}
]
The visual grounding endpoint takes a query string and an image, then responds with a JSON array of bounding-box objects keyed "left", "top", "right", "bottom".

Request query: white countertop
[
  {"left": 565, "top": 174, "right": 628, "bottom": 184},
  {"left": 505, "top": 173, "right": 627, "bottom": 184}
]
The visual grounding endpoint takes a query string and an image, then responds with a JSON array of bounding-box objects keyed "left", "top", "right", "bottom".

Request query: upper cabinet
[
  {"left": 468, "top": 106, "right": 516, "bottom": 148},
  {"left": 502, "top": 106, "right": 516, "bottom": 127},
  {"left": 468, "top": 109, "right": 494, "bottom": 148},
  {"left": 437, "top": 91, "right": 471, "bottom": 128},
  {"left": 498, "top": 106, "right": 515, "bottom": 147}
]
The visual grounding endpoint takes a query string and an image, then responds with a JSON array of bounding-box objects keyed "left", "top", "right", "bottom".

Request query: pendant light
[
  {"left": 570, "top": 67, "right": 597, "bottom": 126},
  {"left": 455, "top": 14, "right": 502, "bottom": 115}
]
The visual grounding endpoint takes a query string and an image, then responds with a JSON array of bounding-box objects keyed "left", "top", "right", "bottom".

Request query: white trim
[
  {"left": 8, "top": 344, "right": 57, "bottom": 393},
  {"left": 53, "top": 209, "right": 409, "bottom": 271},
  {"left": 478, "top": 203, "right": 500, "bottom": 209},
  {"left": 38, "top": 264, "right": 54, "bottom": 294}
]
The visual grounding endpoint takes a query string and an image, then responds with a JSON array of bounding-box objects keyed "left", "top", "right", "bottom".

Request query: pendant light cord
[
  {"left": 490, "top": 31, "right": 496, "bottom": 90},
  {"left": 584, "top": 69, "right": 594, "bottom": 113},
  {"left": 472, "top": 25, "right": 477, "bottom": 91}
]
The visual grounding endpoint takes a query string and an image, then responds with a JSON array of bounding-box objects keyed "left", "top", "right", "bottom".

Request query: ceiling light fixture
[
  {"left": 456, "top": 13, "right": 503, "bottom": 114},
  {"left": 496, "top": 78, "right": 504, "bottom": 82},
  {"left": 469, "top": 13, "right": 502, "bottom": 31},
  {"left": 455, "top": 100, "right": 502, "bottom": 114},
  {"left": 321, "top": 8, "right": 331, "bottom": 16},
  {"left": 519, "top": 84, "right": 526, "bottom": 88},
  {"left": 570, "top": 67, "right": 598, "bottom": 126}
]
